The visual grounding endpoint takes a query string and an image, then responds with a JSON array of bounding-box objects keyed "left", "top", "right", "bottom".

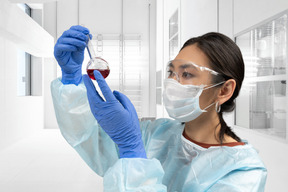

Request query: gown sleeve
[
  {"left": 51, "top": 78, "right": 167, "bottom": 192},
  {"left": 103, "top": 158, "right": 167, "bottom": 192},
  {"left": 206, "top": 167, "right": 267, "bottom": 192},
  {"left": 51, "top": 78, "right": 119, "bottom": 176}
]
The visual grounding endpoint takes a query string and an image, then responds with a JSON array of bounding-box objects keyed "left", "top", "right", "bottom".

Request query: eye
[{"left": 182, "top": 71, "right": 194, "bottom": 79}]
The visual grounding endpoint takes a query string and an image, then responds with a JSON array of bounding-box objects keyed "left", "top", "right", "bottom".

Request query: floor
[{"left": 0, "top": 129, "right": 103, "bottom": 192}]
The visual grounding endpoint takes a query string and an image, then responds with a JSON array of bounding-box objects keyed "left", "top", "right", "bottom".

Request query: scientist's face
[{"left": 173, "top": 44, "right": 220, "bottom": 110}]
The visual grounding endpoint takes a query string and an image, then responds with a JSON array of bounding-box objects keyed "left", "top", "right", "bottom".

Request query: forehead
[{"left": 174, "top": 44, "right": 211, "bottom": 68}]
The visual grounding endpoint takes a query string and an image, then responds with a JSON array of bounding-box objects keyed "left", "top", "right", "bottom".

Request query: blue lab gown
[{"left": 51, "top": 78, "right": 267, "bottom": 192}]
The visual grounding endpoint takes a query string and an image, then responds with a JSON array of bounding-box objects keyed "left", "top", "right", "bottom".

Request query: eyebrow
[
  {"left": 168, "top": 62, "right": 198, "bottom": 72},
  {"left": 168, "top": 63, "right": 195, "bottom": 68},
  {"left": 179, "top": 63, "right": 197, "bottom": 70},
  {"left": 168, "top": 62, "right": 174, "bottom": 68}
]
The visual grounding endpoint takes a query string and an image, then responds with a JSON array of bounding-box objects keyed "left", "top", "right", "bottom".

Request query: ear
[{"left": 217, "top": 79, "right": 236, "bottom": 105}]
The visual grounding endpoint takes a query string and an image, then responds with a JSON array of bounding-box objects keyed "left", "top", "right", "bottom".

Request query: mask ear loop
[
  {"left": 203, "top": 81, "right": 225, "bottom": 90},
  {"left": 215, "top": 101, "right": 221, "bottom": 113}
]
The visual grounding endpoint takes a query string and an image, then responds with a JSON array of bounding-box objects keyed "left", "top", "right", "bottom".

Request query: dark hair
[{"left": 181, "top": 32, "right": 245, "bottom": 143}]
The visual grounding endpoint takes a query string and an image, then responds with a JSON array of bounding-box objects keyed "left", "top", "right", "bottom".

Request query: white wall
[
  {"left": 219, "top": 0, "right": 233, "bottom": 38},
  {"left": 43, "top": 2, "right": 58, "bottom": 129},
  {"left": 234, "top": 0, "right": 288, "bottom": 36},
  {"left": 180, "top": 0, "right": 218, "bottom": 45}
]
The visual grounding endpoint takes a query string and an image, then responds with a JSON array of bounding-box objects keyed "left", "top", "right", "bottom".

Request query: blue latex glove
[
  {"left": 54, "top": 25, "right": 90, "bottom": 85},
  {"left": 83, "top": 71, "right": 147, "bottom": 159}
]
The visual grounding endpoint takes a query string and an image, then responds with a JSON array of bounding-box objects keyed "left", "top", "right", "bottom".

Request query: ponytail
[{"left": 218, "top": 112, "right": 241, "bottom": 143}]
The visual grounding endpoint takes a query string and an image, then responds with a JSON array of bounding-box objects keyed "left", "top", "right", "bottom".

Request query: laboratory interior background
[{"left": 0, "top": 0, "right": 288, "bottom": 191}]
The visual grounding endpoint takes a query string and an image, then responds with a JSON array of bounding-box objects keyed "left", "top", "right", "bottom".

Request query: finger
[
  {"left": 62, "top": 30, "right": 88, "bottom": 42},
  {"left": 85, "top": 34, "right": 93, "bottom": 45},
  {"left": 70, "top": 25, "right": 90, "bottom": 35},
  {"left": 83, "top": 74, "right": 104, "bottom": 103},
  {"left": 93, "top": 70, "right": 115, "bottom": 102},
  {"left": 54, "top": 44, "right": 77, "bottom": 56},
  {"left": 58, "top": 37, "right": 86, "bottom": 50}
]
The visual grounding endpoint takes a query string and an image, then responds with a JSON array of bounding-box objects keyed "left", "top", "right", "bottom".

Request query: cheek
[
  {"left": 199, "top": 89, "right": 217, "bottom": 109},
  {"left": 199, "top": 92, "right": 209, "bottom": 109}
]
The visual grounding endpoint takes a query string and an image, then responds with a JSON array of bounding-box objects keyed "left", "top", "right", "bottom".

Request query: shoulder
[
  {"left": 140, "top": 118, "right": 183, "bottom": 135},
  {"left": 193, "top": 144, "right": 267, "bottom": 191},
  {"left": 208, "top": 144, "right": 267, "bottom": 192},
  {"left": 218, "top": 142, "right": 266, "bottom": 171}
]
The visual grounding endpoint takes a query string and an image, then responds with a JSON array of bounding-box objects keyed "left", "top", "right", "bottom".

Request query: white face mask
[{"left": 163, "top": 79, "right": 224, "bottom": 122}]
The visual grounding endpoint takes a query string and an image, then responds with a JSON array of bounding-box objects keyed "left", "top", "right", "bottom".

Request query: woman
[{"left": 51, "top": 25, "right": 267, "bottom": 191}]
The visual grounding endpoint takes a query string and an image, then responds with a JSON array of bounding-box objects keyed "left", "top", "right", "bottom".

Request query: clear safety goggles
[{"left": 165, "top": 59, "right": 222, "bottom": 86}]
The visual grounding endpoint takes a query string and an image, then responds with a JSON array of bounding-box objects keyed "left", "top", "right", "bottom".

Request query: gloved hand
[
  {"left": 83, "top": 71, "right": 147, "bottom": 159},
  {"left": 54, "top": 25, "right": 90, "bottom": 85}
]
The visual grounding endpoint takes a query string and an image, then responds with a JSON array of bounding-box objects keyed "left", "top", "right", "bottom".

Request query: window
[
  {"left": 235, "top": 11, "right": 288, "bottom": 140},
  {"left": 169, "top": 9, "right": 179, "bottom": 60}
]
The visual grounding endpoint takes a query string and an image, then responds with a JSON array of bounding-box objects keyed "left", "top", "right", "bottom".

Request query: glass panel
[
  {"left": 169, "top": 34, "right": 178, "bottom": 60},
  {"left": 236, "top": 14, "right": 287, "bottom": 78},
  {"left": 238, "top": 80, "right": 287, "bottom": 138},
  {"left": 248, "top": 80, "right": 286, "bottom": 138},
  {"left": 274, "top": 15, "right": 287, "bottom": 75},
  {"left": 169, "top": 10, "right": 178, "bottom": 39},
  {"left": 256, "top": 22, "right": 274, "bottom": 77},
  {"left": 235, "top": 11, "right": 287, "bottom": 140}
]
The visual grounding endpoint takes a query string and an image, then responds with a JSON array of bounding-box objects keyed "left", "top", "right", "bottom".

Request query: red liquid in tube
[{"left": 87, "top": 69, "right": 110, "bottom": 80}]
